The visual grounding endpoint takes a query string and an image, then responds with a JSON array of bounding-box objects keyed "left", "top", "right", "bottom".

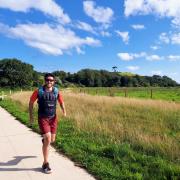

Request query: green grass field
[
  {"left": 74, "top": 87, "right": 180, "bottom": 102},
  {"left": 0, "top": 90, "right": 180, "bottom": 179},
  {"left": 1, "top": 87, "right": 180, "bottom": 102}
]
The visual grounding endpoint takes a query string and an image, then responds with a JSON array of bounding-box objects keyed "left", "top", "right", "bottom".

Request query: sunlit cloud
[
  {"left": 83, "top": 1, "right": 114, "bottom": 26},
  {"left": 0, "top": 23, "right": 101, "bottom": 55},
  {"left": 0, "top": 0, "right": 71, "bottom": 24},
  {"left": 115, "top": 30, "right": 129, "bottom": 44}
]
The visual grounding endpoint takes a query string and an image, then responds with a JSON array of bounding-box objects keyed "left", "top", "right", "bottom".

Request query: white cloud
[
  {"left": 117, "top": 52, "right": 164, "bottom": 61},
  {"left": 0, "top": 0, "right": 71, "bottom": 24},
  {"left": 117, "top": 52, "right": 146, "bottom": 61},
  {"left": 100, "top": 31, "right": 111, "bottom": 37},
  {"left": 133, "top": 52, "right": 146, "bottom": 58},
  {"left": 171, "top": 33, "right": 180, "bottom": 44},
  {"left": 131, "top": 24, "right": 145, "bottom": 30},
  {"left": 75, "top": 21, "right": 111, "bottom": 37},
  {"left": 124, "top": 0, "right": 150, "bottom": 17},
  {"left": 151, "top": 70, "right": 162, "bottom": 75},
  {"left": 76, "top": 21, "right": 96, "bottom": 34},
  {"left": 170, "top": 72, "right": 178, "bottom": 76},
  {"left": 168, "top": 55, "right": 180, "bottom": 61},
  {"left": 117, "top": 50, "right": 180, "bottom": 63},
  {"left": 116, "top": 30, "right": 129, "bottom": 44},
  {"left": 0, "top": 23, "right": 100, "bottom": 55},
  {"left": 83, "top": 1, "right": 114, "bottom": 25},
  {"left": 117, "top": 53, "right": 133, "bottom": 61},
  {"left": 124, "top": 0, "right": 180, "bottom": 27},
  {"left": 76, "top": 47, "right": 85, "bottom": 55},
  {"left": 159, "top": 33, "right": 170, "bottom": 44},
  {"left": 159, "top": 32, "right": 180, "bottom": 45},
  {"left": 146, "top": 54, "right": 162, "bottom": 61},
  {"left": 127, "top": 66, "right": 139, "bottom": 71},
  {"left": 167, "top": 72, "right": 179, "bottom": 83},
  {"left": 150, "top": 45, "right": 160, "bottom": 50},
  {"left": 172, "top": 17, "right": 180, "bottom": 28}
]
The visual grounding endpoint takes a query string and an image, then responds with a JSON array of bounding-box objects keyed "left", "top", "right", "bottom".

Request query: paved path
[{"left": 0, "top": 106, "right": 95, "bottom": 180}]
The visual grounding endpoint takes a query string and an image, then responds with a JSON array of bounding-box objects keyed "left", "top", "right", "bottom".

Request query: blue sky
[{"left": 0, "top": 0, "right": 180, "bottom": 83}]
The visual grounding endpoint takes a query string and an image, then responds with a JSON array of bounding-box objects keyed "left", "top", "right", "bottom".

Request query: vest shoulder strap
[
  {"left": 38, "top": 86, "right": 59, "bottom": 98},
  {"left": 53, "top": 87, "right": 59, "bottom": 98},
  {"left": 38, "top": 86, "right": 44, "bottom": 98}
]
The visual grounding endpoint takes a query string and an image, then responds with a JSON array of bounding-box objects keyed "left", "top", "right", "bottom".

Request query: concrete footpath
[{"left": 0, "top": 106, "right": 95, "bottom": 180}]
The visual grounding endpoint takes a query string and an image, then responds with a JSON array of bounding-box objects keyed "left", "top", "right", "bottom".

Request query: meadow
[
  {"left": 73, "top": 87, "right": 180, "bottom": 102},
  {"left": 0, "top": 90, "right": 180, "bottom": 179}
]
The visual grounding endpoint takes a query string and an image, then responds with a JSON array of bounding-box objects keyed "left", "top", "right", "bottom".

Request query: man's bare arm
[
  {"left": 29, "top": 101, "right": 34, "bottom": 126},
  {"left": 60, "top": 102, "right": 66, "bottom": 117}
]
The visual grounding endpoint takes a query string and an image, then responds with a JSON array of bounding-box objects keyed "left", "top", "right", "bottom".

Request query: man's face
[{"left": 45, "top": 76, "right": 55, "bottom": 88}]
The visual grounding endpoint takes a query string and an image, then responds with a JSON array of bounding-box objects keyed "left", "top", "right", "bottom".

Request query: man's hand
[
  {"left": 29, "top": 117, "right": 34, "bottom": 127},
  {"left": 29, "top": 123, "right": 33, "bottom": 128}
]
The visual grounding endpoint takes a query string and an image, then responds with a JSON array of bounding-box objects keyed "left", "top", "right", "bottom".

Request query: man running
[{"left": 29, "top": 73, "right": 66, "bottom": 174}]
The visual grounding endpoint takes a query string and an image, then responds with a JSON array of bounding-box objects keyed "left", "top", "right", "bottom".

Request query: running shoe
[{"left": 42, "top": 162, "right": 52, "bottom": 174}]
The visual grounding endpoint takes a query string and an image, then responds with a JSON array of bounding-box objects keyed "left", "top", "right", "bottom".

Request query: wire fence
[
  {"left": 0, "top": 89, "right": 24, "bottom": 100},
  {"left": 1, "top": 87, "right": 180, "bottom": 102},
  {"left": 74, "top": 87, "right": 180, "bottom": 102}
]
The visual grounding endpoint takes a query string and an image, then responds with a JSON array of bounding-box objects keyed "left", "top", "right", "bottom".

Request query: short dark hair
[{"left": 44, "top": 73, "right": 55, "bottom": 80}]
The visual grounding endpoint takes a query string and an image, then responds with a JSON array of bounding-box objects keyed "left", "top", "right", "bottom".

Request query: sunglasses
[{"left": 45, "top": 79, "right": 54, "bottom": 82}]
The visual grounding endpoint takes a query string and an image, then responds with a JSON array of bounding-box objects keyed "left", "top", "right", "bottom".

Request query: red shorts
[{"left": 38, "top": 115, "right": 58, "bottom": 134}]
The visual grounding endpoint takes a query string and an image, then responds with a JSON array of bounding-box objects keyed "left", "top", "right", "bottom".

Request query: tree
[
  {"left": 0, "top": 58, "right": 178, "bottom": 88},
  {"left": 0, "top": 58, "right": 35, "bottom": 87},
  {"left": 112, "top": 66, "right": 118, "bottom": 72},
  {"left": 121, "top": 76, "right": 129, "bottom": 87},
  {"left": 52, "top": 71, "right": 67, "bottom": 83}
]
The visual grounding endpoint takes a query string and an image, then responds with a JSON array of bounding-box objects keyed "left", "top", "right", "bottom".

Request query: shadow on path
[
  {"left": 0, "top": 156, "right": 43, "bottom": 173},
  {"left": 0, "top": 156, "right": 37, "bottom": 166},
  {"left": 0, "top": 167, "right": 42, "bottom": 172}
]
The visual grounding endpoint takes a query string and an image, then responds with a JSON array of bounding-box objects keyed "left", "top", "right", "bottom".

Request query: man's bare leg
[
  {"left": 42, "top": 132, "right": 51, "bottom": 164},
  {"left": 51, "top": 134, "right": 56, "bottom": 143}
]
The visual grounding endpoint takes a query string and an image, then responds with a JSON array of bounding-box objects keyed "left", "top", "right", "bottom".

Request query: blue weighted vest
[{"left": 37, "top": 86, "right": 59, "bottom": 118}]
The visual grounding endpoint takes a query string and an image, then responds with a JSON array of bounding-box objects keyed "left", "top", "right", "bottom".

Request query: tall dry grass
[{"left": 10, "top": 91, "right": 180, "bottom": 161}]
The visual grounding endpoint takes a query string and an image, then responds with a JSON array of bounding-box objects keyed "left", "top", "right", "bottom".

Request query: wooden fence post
[
  {"left": 124, "top": 88, "right": 127, "bottom": 97},
  {"left": 150, "top": 89, "right": 153, "bottom": 99},
  {"left": 108, "top": 88, "right": 115, "bottom": 97}
]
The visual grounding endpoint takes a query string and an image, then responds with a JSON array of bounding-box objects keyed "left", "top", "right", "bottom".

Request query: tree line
[{"left": 0, "top": 58, "right": 178, "bottom": 88}]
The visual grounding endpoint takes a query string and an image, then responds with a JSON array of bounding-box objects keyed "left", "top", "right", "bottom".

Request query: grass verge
[{"left": 0, "top": 99, "right": 180, "bottom": 180}]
